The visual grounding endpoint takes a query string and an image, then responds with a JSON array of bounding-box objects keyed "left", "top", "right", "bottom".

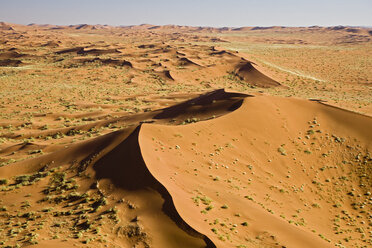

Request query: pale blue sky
[{"left": 1, "top": 0, "right": 371, "bottom": 27}]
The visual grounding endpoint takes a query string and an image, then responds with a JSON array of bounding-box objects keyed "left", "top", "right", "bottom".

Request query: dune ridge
[
  {"left": 0, "top": 21, "right": 371, "bottom": 247},
  {"left": 138, "top": 94, "right": 372, "bottom": 247},
  {"left": 0, "top": 90, "right": 248, "bottom": 247},
  {"left": 91, "top": 125, "right": 216, "bottom": 247},
  {"left": 0, "top": 90, "right": 371, "bottom": 247}
]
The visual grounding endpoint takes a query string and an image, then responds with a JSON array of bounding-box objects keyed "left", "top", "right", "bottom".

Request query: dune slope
[
  {"left": 0, "top": 90, "right": 246, "bottom": 247},
  {"left": 139, "top": 95, "right": 371, "bottom": 247},
  {"left": 0, "top": 91, "right": 371, "bottom": 248}
]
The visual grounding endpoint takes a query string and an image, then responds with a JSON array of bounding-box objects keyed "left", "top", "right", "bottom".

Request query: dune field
[{"left": 0, "top": 22, "right": 371, "bottom": 248}]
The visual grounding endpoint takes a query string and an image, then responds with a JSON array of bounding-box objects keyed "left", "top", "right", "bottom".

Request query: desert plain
[{"left": 0, "top": 22, "right": 371, "bottom": 248}]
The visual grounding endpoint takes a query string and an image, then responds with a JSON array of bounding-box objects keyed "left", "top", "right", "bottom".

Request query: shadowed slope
[
  {"left": 0, "top": 90, "right": 248, "bottom": 247},
  {"left": 0, "top": 91, "right": 370, "bottom": 247},
  {"left": 92, "top": 126, "right": 216, "bottom": 247},
  {"left": 154, "top": 89, "right": 249, "bottom": 122}
]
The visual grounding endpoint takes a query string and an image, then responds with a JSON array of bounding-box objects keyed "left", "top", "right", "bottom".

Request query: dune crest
[
  {"left": 233, "top": 60, "right": 281, "bottom": 88},
  {"left": 0, "top": 21, "right": 371, "bottom": 247},
  {"left": 0, "top": 89, "right": 372, "bottom": 247},
  {"left": 139, "top": 94, "right": 372, "bottom": 247},
  {"left": 0, "top": 90, "right": 247, "bottom": 247},
  {"left": 0, "top": 91, "right": 370, "bottom": 247}
]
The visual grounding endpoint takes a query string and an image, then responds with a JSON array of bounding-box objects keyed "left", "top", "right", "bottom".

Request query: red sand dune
[
  {"left": 140, "top": 95, "right": 372, "bottom": 247},
  {"left": 0, "top": 23, "right": 370, "bottom": 247},
  {"left": 1, "top": 90, "right": 370, "bottom": 247},
  {"left": 233, "top": 60, "right": 281, "bottom": 88}
]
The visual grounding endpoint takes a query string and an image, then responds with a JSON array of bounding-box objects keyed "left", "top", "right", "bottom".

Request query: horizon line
[{"left": 2, "top": 21, "right": 372, "bottom": 29}]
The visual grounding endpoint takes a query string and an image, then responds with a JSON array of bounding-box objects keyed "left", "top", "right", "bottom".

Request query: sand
[{"left": 0, "top": 23, "right": 371, "bottom": 248}]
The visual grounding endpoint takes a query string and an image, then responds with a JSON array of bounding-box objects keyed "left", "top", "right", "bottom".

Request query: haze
[{"left": 1, "top": 0, "right": 371, "bottom": 27}]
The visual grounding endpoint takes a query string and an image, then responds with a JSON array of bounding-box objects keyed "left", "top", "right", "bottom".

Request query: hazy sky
[{"left": 1, "top": 0, "right": 371, "bottom": 27}]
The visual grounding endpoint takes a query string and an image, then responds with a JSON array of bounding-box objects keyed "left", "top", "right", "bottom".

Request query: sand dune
[
  {"left": 175, "top": 57, "right": 202, "bottom": 68},
  {"left": 78, "top": 48, "right": 121, "bottom": 56},
  {"left": 153, "top": 89, "right": 248, "bottom": 122},
  {"left": 51, "top": 40, "right": 279, "bottom": 89},
  {"left": 140, "top": 95, "right": 371, "bottom": 247},
  {"left": 70, "top": 24, "right": 110, "bottom": 30},
  {"left": 0, "top": 59, "right": 23, "bottom": 66},
  {"left": 0, "top": 50, "right": 24, "bottom": 59},
  {"left": 0, "top": 23, "right": 370, "bottom": 247},
  {"left": 56, "top": 47, "right": 120, "bottom": 55},
  {"left": 56, "top": 47, "right": 85, "bottom": 54},
  {"left": 233, "top": 61, "right": 281, "bottom": 88},
  {"left": 71, "top": 57, "right": 132, "bottom": 67},
  {"left": 0, "top": 22, "right": 14, "bottom": 30},
  {"left": 1, "top": 90, "right": 370, "bottom": 247},
  {"left": 41, "top": 40, "right": 61, "bottom": 47}
]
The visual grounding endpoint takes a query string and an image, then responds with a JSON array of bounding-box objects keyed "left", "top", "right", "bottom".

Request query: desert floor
[{"left": 0, "top": 23, "right": 371, "bottom": 248}]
